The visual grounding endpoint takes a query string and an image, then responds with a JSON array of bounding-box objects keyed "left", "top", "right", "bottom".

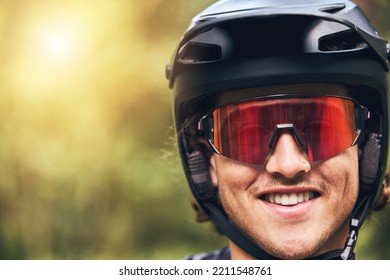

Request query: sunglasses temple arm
[{"left": 352, "top": 107, "right": 371, "bottom": 146}]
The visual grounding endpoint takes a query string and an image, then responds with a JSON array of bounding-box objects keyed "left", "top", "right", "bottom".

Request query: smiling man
[{"left": 166, "top": 0, "right": 390, "bottom": 260}]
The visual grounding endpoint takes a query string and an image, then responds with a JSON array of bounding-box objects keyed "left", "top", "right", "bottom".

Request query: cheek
[
  {"left": 210, "top": 155, "right": 263, "bottom": 219},
  {"left": 210, "top": 155, "right": 260, "bottom": 190},
  {"left": 318, "top": 146, "right": 360, "bottom": 201}
]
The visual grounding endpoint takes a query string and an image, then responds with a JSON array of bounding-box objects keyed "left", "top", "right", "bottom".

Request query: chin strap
[
  {"left": 340, "top": 218, "right": 359, "bottom": 260},
  {"left": 340, "top": 194, "right": 373, "bottom": 260},
  {"left": 311, "top": 249, "right": 355, "bottom": 260}
]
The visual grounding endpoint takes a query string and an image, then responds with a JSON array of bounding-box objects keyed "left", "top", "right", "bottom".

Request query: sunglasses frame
[{"left": 198, "top": 94, "right": 370, "bottom": 164}]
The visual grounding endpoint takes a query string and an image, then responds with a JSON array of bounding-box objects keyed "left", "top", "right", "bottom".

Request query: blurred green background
[{"left": 0, "top": 0, "right": 388, "bottom": 260}]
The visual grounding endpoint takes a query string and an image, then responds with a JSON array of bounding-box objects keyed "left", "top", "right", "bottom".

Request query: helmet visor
[{"left": 199, "top": 96, "right": 369, "bottom": 165}]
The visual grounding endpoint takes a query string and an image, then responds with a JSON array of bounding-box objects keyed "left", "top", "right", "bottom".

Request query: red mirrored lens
[{"left": 211, "top": 96, "right": 357, "bottom": 165}]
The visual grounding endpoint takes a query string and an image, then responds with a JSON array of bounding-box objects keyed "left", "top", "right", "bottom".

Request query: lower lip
[{"left": 261, "top": 197, "right": 319, "bottom": 219}]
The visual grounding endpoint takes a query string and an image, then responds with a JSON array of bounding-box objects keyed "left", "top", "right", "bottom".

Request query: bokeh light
[{"left": 42, "top": 26, "right": 75, "bottom": 59}]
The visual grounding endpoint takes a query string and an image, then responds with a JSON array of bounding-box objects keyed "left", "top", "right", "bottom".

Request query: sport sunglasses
[{"left": 198, "top": 95, "right": 369, "bottom": 165}]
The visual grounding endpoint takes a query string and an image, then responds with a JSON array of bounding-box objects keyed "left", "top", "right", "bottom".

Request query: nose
[{"left": 265, "top": 131, "right": 311, "bottom": 179}]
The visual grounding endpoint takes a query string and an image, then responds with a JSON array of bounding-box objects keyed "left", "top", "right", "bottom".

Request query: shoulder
[{"left": 185, "top": 246, "right": 230, "bottom": 260}]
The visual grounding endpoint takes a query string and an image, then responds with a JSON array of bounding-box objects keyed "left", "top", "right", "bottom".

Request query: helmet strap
[{"left": 340, "top": 194, "right": 373, "bottom": 260}]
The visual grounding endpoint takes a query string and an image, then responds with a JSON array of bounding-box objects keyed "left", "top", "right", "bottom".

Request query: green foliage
[{"left": 0, "top": 0, "right": 388, "bottom": 260}]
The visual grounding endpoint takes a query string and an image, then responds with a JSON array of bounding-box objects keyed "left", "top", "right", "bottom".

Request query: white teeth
[
  {"left": 289, "top": 193, "right": 298, "bottom": 205},
  {"left": 264, "top": 191, "right": 316, "bottom": 206},
  {"left": 281, "top": 194, "right": 289, "bottom": 205},
  {"left": 297, "top": 192, "right": 304, "bottom": 202},
  {"left": 269, "top": 193, "right": 275, "bottom": 203}
]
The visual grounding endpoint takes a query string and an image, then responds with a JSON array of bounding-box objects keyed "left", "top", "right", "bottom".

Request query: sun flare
[
  {"left": 45, "top": 32, "right": 73, "bottom": 58},
  {"left": 38, "top": 22, "right": 78, "bottom": 62}
]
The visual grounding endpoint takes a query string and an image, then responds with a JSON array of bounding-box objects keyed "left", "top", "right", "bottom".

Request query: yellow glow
[
  {"left": 8, "top": 1, "right": 134, "bottom": 97},
  {"left": 36, "top": 20, "right": 79, "bottom": 62},
  {"left": 11, "top": 6, "right": 96, "bottom": 94},
  {"left": 44, "top": 32, "right": 73, "bottom": 58}
]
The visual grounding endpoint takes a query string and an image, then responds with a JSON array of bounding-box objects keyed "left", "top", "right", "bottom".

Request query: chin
[
  {"left": 259, "top": 236, "right": 322, "bottom": 260},
  {"left": 265, "top": 245, "right": 316, "bottom": 260}
]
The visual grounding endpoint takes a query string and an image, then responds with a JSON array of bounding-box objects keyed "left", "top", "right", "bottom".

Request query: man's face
[{"left": 209, "top": 125, "right": 359, "bottom": 259}]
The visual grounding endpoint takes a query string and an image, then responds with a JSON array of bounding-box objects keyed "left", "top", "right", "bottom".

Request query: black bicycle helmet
[{"left": 167, "top": 0, "right": 390, "bottom": 260}]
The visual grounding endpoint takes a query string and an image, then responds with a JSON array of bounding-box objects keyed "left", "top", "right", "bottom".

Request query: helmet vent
[
  {"left": 178, "top": 42, "right": 222, "bottom": 64},
  {"left": 318, "top": 3, "right": 346, "bottom": 14},
  {"left": 319, "top": 30, "right": 368, "bottom": 52}
]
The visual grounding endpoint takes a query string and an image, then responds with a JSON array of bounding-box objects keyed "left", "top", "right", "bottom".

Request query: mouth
[{"left": 260, "top": 191, "right": 320, "bottom": 206}]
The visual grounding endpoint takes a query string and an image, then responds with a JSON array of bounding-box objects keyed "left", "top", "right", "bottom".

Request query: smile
[{"left": 262, "top": 191, "right": 319, "bottom": 206}]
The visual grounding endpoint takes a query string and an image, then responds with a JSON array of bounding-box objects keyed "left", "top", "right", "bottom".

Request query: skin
[{"left": 209, "top": 132, "right": 360, "bottom": 259}]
